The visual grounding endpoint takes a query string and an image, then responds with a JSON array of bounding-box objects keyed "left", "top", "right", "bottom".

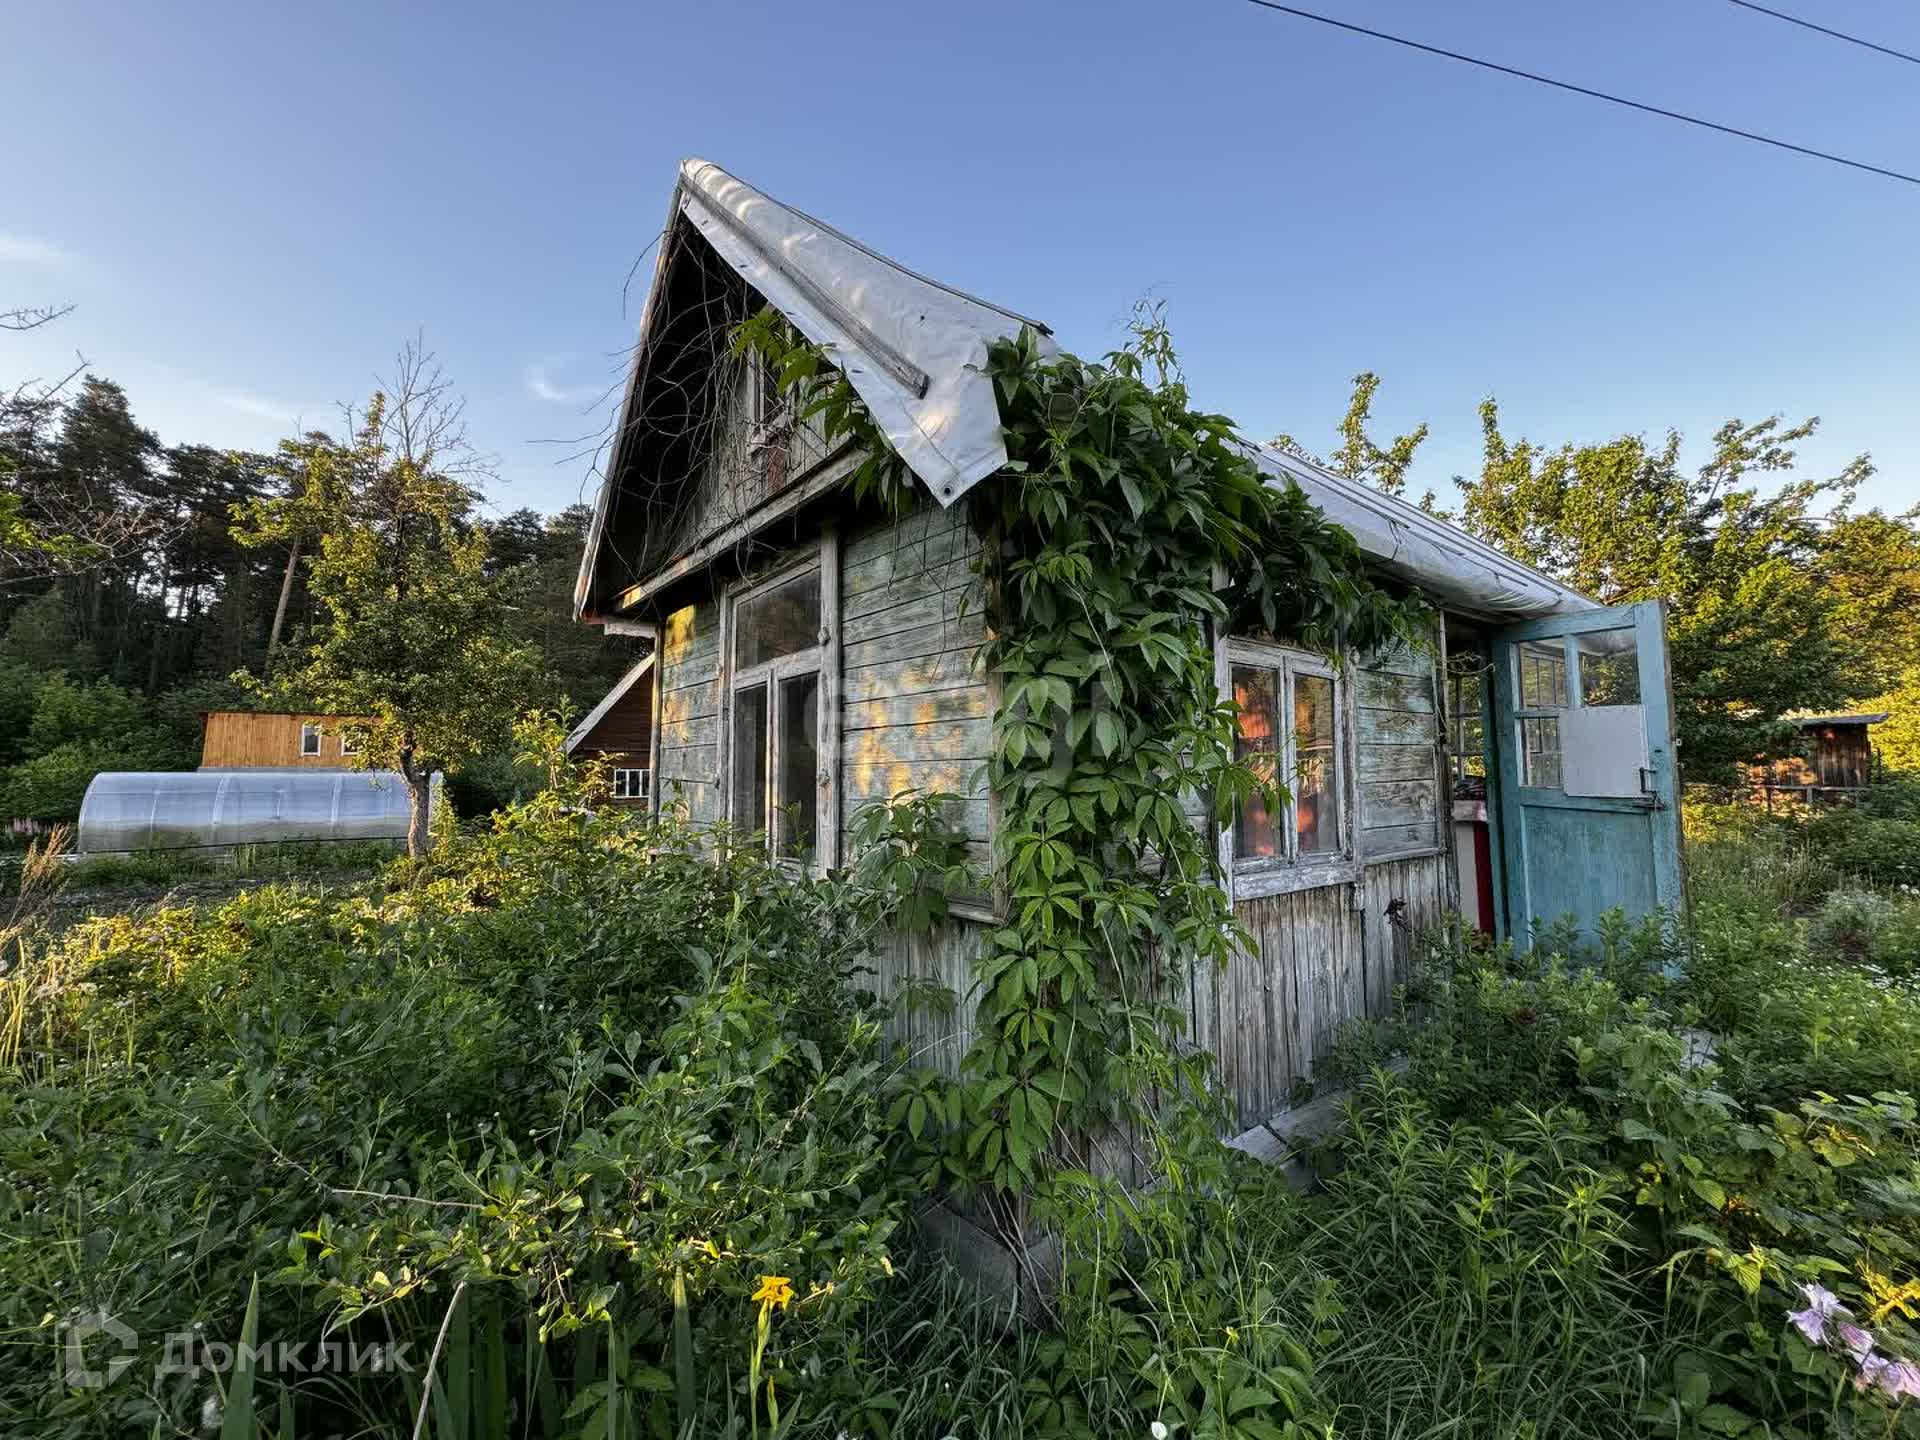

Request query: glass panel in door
[
  {"left": 731, "top": 683, "right": 769, "bottom": 843},
  {"left": 776, "top": 672, "right": 818, "bottom": 859}
]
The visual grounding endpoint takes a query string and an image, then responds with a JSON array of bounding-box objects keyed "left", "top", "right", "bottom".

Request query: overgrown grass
[
  {"left": 11, "top": 762, "right": 1920, "bottom": 1439},
  {"left": 58, "top": 837, "right": 402, "bottom": 890}
]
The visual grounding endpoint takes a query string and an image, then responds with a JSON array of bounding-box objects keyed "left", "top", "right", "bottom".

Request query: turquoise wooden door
[{"left": 1489, "top": 601, "right": 1684, "bottom": 943}]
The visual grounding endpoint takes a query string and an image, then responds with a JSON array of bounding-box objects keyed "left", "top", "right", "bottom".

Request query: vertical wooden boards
[
  {"left": 866, "top": 917, "right": 984, "bottom": 1079},
  {"left": 1212, "top": 854, "right": 1449, "bottom": 1128},
  {"left": 1361, "top": 854, "right": 1448, "bottom": 1016},
  {"left": 1225, "top": 884, "right": 1366, "bottom": 1127}
]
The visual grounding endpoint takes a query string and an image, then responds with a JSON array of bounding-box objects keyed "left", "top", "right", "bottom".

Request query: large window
[
  {"left": 726, "top": 565, "right": 823, "bottom": 860},
  {"left": 1228, "top": 641, "right": 1347, "bottom": 874}
]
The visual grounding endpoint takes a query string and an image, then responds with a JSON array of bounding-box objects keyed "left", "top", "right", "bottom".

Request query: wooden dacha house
[{"left": 571, "top": 160, "right": 1687, "bottom": 1147}]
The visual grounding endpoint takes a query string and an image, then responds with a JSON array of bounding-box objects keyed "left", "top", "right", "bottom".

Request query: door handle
[{"left": 1639, "top": 766, "right": 1666, "bottom": 809}]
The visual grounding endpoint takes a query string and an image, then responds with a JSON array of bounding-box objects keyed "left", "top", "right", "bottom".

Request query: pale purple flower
[
  {"left": 1856, "top": 1352, "right": 1892, "bottom": 1393},
  {"left": 1839, "top": 1321, "right": 1876, "bottom": 1359},
  {"left": 1787, "top": 1283, "right": 1850, "bottom": 1346},
  {"left": 1879, "top": 1360, "right": 1920, "bottom": 1402}
]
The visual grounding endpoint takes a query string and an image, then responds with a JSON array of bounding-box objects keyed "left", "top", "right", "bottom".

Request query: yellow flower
[
  {"left": 752, "top": 1274, "right": 795, "bottom": 1311},
  {"left": 1861, "top": 1262, "right": 1920, "bottom": 1323},
  {"left": 879, "top": 1255, "right": 894, "bottom": 1278}
]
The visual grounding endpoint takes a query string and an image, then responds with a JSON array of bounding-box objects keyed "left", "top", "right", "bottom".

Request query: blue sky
[{"left": 4, "top": 0, "right": 1916, "bottom": 522}]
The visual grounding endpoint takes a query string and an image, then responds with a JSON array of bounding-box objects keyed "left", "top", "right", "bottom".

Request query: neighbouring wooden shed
[
  {"left": 565, "top": 655, "right": 656, "bottom": 806},
  {"left": 200, "top": 711, "right": 373, "bottom": 769},
  {"left": 570, "top": 159, "right": 1686, "bottom": 1145},
  {"left": 1755, "top": 711, "right": 1887, "bottom": 804}
]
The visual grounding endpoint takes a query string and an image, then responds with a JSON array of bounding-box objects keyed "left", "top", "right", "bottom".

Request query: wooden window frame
[
  {"left": 1512, "top": 638, "right": 1571, "bottom": 792},
  {"left": 339, "top": 730, "right": 360, "bottom": 758},
  {"left": 1219, "top": 637, "right": 1360, "bottom": 901},
  {"left": 612, "top": 767, "right": 650, "bottom": 801},
  {"left": 299, "top": 722, "right": 322, "bottom": 758},
  {"left": 716, "top": 537, "right": 841, "bottom": 871}
]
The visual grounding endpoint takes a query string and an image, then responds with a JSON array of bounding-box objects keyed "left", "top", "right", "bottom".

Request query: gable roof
[
  {"left": 579, "top": 160, "right": 1593, "bottom": 623},
  {"left": 564, "top": 653, "right": 655, "bottom": 755}
]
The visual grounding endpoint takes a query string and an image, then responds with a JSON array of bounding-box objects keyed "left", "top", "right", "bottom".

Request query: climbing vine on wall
[{"left": 737, "top": 307, "right": 1429, "bottom": 1202}]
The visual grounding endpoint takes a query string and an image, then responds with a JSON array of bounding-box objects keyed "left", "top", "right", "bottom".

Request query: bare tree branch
[{"left": 1, "top": 302, "right": 76, "bottom": 332}]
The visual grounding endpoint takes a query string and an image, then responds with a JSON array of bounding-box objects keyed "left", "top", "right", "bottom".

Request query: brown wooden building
[
  {"left": 199, "top": 711, "right": 373, "bottom": 769},
  {"left": 1755, "top": 711, "right": 1886, "bottom": 803},
  {"left": 565, "top": 656, "right": 655, "bottom": 805}
]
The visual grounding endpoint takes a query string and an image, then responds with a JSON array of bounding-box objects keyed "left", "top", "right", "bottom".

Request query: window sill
[{"left": 1231, "top": 857, "right": 1362, "bottom": 900}]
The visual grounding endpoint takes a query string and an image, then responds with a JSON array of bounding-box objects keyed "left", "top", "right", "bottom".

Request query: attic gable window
[
  {"left": 724, "top": 563, "right": 826, "bottom": 862},
  {"left": 300, "top": 722, "right": 322, "bottom": 758}
]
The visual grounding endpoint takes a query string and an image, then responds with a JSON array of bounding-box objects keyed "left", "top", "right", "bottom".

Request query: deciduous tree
[
  {"left": 233, "top": 348, "right": 543, "bottom": 854},
  {"left": 1457, "top": 406, "right": 1873, "bottom": 780}
]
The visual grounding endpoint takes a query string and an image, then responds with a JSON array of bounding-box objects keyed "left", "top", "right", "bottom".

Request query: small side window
[
  {"left": 339, "top": 730, "right": 360, "bottom": 757},
  {"left": 613, "top": 768, "right": 650, "bottom": 801},
  {"left": 299, "top": 722, "right": 321, "bottom": 758},
  {"left": 1229, "top": 642, "right": 1348, "bottom": 871}
]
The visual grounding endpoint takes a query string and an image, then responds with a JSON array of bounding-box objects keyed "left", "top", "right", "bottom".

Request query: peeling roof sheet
[{"left": 584, "top": 159, "right": 1596, "bottom": 621}]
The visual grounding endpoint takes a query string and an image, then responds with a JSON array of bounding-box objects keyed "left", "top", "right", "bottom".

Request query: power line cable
[
  {"left": 1723, "top": 0, "right": 1920, "bottom": 68},
  {"left": 1234, "top": 0, "right": 1920, "bottom": 187}
]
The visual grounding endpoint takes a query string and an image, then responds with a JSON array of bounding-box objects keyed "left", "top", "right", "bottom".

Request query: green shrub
[
  {"left": 1861, "top": 779, "right": 1920, "bottom": 823},
  {"left": 0, "top": 785, "right": 937, "bottom": 1437},
  {"left": 1808, "top": 810, "right": 1920, "bottom": 888}
]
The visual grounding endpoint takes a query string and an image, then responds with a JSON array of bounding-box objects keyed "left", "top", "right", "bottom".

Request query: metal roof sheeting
[
  {"left": 676, "top": 159, "right": 1054, "bottom": 508},
  {"left": 589, "top": 158, "right": 1596, "bottom": 621}
]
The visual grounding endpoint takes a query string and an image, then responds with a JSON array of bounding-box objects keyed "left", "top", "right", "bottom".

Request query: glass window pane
[
  {"left": 1447, "top": 667, "right": 1486, "bottom": 783},
  {"left": 1518, "top": 643, "right": 1568, "bottom": 709},
  {"left": 734, "top": 571, "right": 821, "bottom": 671},
  {"left": 731, "top": 684, "right": 768, "bottom": 843},
  {"left": 1522, "top": 715, "right": 1563, "bottom": 789},
  {"left": 777, "top": 672, "right": 819, "bottom": 859},
  {"left": 1293, "top": 672, "right": 1339, "bottom": 856},
  {"left": 1233, "top": 665, "right": 1281, "bottom": 861},
  {"left": 1577, "top": 629, "right": 1641, "bottom": 706}
]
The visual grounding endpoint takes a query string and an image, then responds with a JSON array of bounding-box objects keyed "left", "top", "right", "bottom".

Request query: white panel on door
[{"left": 1561, "top": 704, "right": 1649, "bottom": 799}]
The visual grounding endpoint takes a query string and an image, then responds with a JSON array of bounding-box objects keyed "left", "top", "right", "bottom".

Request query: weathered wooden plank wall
[
  {"left": 646, "top": 495, "right": 1458, "bottom": 1143},
  {"left": 1354, "top": 640, "right": 1444, "bottom": 860},
  {"left": 666, "top": 354, "right": 839, "bottom": 564},
  {"left": 838, "top": 503, "right": 993, "bottom": 867},
  {"left": 655, "top": 599, "right": 723, "bottom": 824},
  {"left": 866, "top": 919, "right": 986, "bottom": 1078},
  {"left": 839, "top": 502, "right": 997, "bottom": 1062},
  {"left": 1198, "top": 851, "right": 1450, "bottom": 1130}
]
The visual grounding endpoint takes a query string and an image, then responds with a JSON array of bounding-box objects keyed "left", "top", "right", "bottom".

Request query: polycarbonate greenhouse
[{"left": 75, "top": 769, "right": 424, "bottom": 855}]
